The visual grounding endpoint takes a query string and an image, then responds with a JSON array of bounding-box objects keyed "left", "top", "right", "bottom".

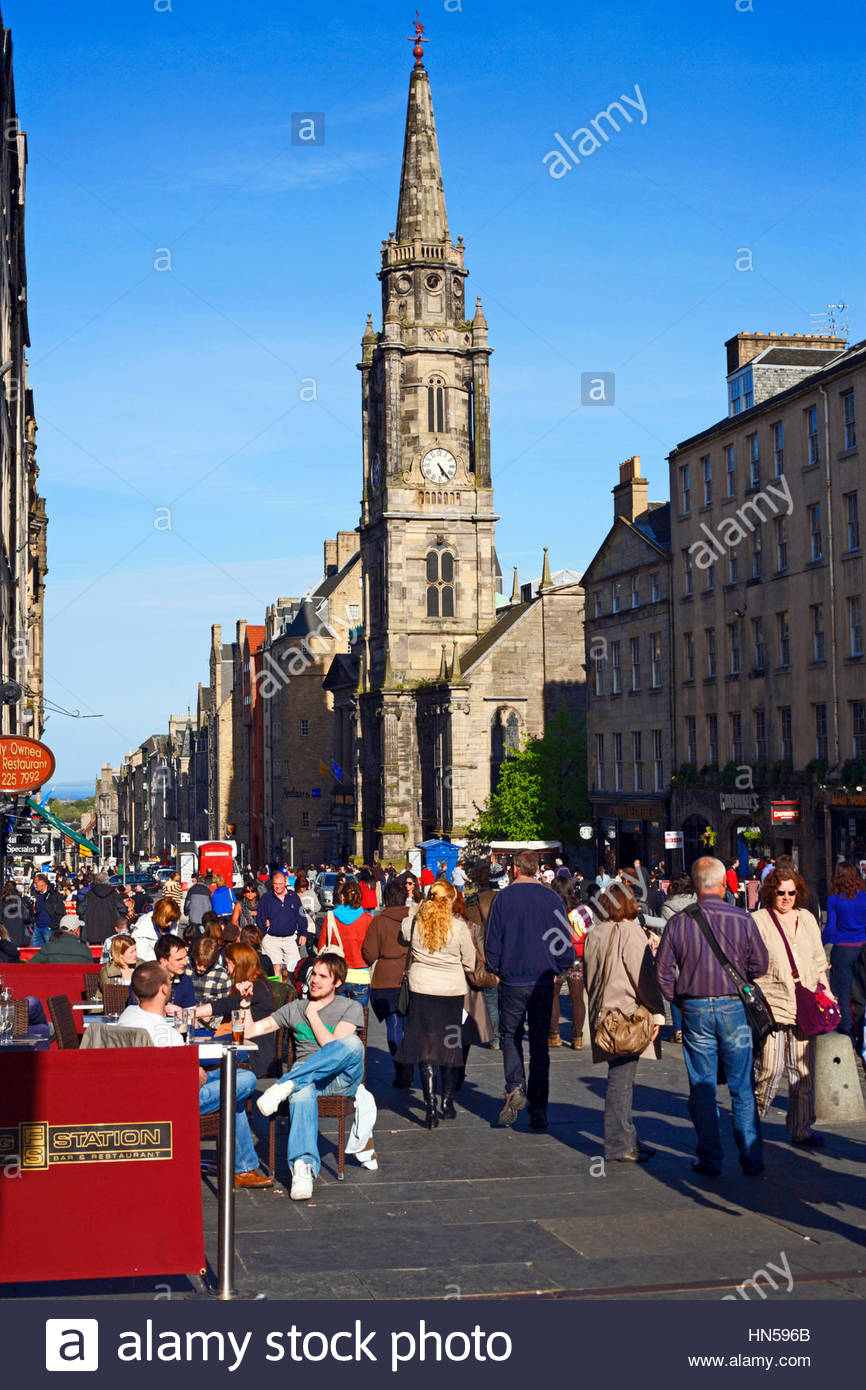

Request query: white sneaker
[
  {"left": 257, "top": 1078, "right": 294, "bottom": 1116},
  {"left": 290, "top": 1159, "right": 314, "bottom": 1200}
]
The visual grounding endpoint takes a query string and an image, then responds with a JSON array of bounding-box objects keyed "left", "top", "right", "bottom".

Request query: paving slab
[{"left": 5, "top": 1010, "right": 866, "bottom": 1300}]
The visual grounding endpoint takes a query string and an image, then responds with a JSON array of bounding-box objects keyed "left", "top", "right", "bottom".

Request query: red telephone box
[{"left": 197, "top": 840, "right": 235, "bottom": 885}]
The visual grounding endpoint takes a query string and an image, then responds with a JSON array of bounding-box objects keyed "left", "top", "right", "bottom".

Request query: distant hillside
[{"left": 46, "top": 797, "right": 95, "bottom": 822}]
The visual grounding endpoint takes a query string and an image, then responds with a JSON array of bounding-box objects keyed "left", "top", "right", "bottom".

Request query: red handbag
[{"left": 767, "top": 910, "right": 841, "bottom": 1037}]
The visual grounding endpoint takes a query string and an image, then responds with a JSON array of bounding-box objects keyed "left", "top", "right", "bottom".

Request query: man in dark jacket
[
  {"left": 30, "top": 914, "right": 93, "bottom": 963},
  {"left": 485, "top": 850, "right": 576, "bottom": 1131},
  {"left": 30, "top": 874, "right": 65, "bottom": 948},
  {"left": 79, "top": 874, "right": 126, "bottom": 945},
  {"left": 257, "top": 871, "right": 308, "bottom": 972},
  {"left": 184, "top": 874, "right": 212, "bottom": 928}
]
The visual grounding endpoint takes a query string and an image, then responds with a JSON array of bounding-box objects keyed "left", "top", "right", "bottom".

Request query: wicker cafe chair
[
  {"left": 83, "top": 972, "right": 101, "bottom": 1001},
  {"left": 12, "top": 997, "right": 28, "bottom": 1037},
  {"left": 47, "top": 994, "right": 80, "bottom": 1050},
  {"left": 101, "top": 981, "right": 130, "bottom": 1017},
  {"left": 266, "top": 1007, "right": 368, "bottom": 1181}
]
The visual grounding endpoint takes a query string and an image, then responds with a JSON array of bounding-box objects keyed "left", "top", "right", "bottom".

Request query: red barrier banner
[
  {"left": 0, "top": 963, "right": 101, "bottom": 1033},
  {"left": 18, "top": 945, "right": 102, "bottom": 962},
  {"left": 0, "top": 1050, "right": 205, "bottom": 1282}
]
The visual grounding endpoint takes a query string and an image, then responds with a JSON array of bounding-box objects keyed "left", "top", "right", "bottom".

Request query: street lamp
[{"left": 120, "top": 834, "right": 129, "bottom": 886}]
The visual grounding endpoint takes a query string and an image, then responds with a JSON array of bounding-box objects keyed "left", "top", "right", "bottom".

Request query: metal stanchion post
[
  {"left": 216, "top": 1045, "right": 237, "bottom": 1298},
  {"left": 189, "top": 1044, "right": 261, "bottom": 1300}
]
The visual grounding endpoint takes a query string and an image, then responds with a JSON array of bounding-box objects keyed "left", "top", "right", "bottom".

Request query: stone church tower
[
  {"left": 356, "top": 47, "right": 497, "bottom": 859},
  {"left": 341, "top": 39, "right": 585, "bottom": 865}
]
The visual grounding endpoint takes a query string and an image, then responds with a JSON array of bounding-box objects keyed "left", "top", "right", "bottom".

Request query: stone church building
[{"left": 325, "top": 47, "right": 585, "bottom": 864}]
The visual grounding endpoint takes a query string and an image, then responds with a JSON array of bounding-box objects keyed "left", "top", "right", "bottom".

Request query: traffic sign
[{"left": 664, "top": 830, "right": 684, "bottom": 849}]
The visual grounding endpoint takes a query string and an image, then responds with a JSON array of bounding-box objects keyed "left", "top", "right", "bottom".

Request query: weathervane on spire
[{"left": 408, "top": 11, "right": 428, "bottom": 67}]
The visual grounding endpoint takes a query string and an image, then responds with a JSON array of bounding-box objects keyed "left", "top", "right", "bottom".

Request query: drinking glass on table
[
  {"left": 184, "top": 1007, "right": 198, "bottom": 1042},
  {"left": 231, "top": 1009, "right": 246, "bottom": 1045},
  {"left": 0, "top": 1001, "right": 13, "bottom": 1045},
  {"left": 176, "top": 1009, "right": 189, "bottom": 1040}
]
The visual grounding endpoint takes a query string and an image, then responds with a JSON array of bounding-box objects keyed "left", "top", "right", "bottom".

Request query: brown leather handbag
[
  {"left": 592, "top": 923, "right": 654, "bottom": 1056},
  {"left": 466, "top": 954, "right": 498, "bottom": 991}
]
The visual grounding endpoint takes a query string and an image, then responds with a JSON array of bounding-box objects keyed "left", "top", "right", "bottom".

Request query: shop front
[
  {"left": 827, "top": 790, "right": 866, "bottom": 881},
  {"left": 672, "top": 787, "right": 825, "bottom": 897},
  {"left": 592, "top": 798, "right": 667, "bottom": 875}
]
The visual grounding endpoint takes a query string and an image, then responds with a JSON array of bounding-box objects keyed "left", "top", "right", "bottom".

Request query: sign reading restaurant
[{"left": 0, "top": 735, "right": 55, "bottom": 793}]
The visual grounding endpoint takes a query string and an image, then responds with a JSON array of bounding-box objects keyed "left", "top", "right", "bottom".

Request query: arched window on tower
[
  {"left": 427, "top": 377, "right": 446, "bottom": 434},
  {"left": 426, "top": 547, "right": 455, "bottom": 617},
  {"left": 490, "top": 708, "right": 521, "bottom": 793}
]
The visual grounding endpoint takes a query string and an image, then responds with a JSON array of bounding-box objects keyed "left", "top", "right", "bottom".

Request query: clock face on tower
[{"left": 422, "top": 447, "right": 457, "bottom": 482}]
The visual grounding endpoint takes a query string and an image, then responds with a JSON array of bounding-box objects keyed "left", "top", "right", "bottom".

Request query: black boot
[
  {"left": 420, "top": 1062, "right": 439, "bottom": 1128},
  {"left": 440, "top": 1066, "right": 457, "bottom": 1120}
]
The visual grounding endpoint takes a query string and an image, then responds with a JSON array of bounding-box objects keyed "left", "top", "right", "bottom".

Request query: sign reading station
[
  {"left": 0, "top": 736, "right": 55, "bottom": 793},
  {"left": 0, "top": 1120, "right": 172, "bottom": 1168}
]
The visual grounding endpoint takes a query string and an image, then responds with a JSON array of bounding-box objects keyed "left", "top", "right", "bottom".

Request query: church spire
[{"left": 395, "top": 30, "right": 449, "bottom": 245}]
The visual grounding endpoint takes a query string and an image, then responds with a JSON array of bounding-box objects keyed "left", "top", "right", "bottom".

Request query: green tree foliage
[
  {"left": 474, "top": 709, "right": 588, "bottom": 848},
  {"left": 47, "top": 797, "right": 95, "bottom": 821}
]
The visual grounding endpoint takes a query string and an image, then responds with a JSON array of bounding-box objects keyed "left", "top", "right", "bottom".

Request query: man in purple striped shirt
[{"left": 656, "top": 856, "right": 769, "bottom": 1176}]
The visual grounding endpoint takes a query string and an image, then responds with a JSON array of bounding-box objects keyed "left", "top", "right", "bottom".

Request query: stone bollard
[{"left": 813, "top": 1032, "right": 866, "bottom": 1125}]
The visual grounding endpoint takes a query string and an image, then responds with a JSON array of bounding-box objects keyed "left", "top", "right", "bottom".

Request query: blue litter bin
[{"left": 416, "top": 838, "right": 459, "bottom": 883}]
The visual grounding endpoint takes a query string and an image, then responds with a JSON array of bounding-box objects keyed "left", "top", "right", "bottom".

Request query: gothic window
[
  {"left": 426, "top": 548, "right": 454, "bottom": 617},
  {"left": 490, "top": 708, "right": 520, "bottom": 793},
  {"left": 427, "top": 376, "right": 447, "bottom": 433}
]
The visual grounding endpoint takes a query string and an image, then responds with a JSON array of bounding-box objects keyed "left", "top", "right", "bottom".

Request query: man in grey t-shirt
[{"left": 243, "top": 952, "right": 364, "bottom": 1199}]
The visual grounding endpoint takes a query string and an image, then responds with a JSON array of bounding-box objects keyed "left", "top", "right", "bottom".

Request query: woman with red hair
[{"left": 196, "top": 941, "right": 276, "bottom": 1076}]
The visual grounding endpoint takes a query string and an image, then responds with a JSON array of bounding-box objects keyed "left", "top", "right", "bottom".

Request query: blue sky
[{"left": 6, "top": 0, "right": 863, "bottom": 782}]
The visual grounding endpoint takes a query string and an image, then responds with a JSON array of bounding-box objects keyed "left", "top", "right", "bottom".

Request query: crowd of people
[{"left": 3, "top": 847, "right": 866, "bottom": 1199}]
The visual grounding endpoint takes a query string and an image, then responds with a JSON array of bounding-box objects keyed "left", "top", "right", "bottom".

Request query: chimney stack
[
  {"left": 612, "top": 455, "right": 648, "bottom": 522},
  {"left": 336, "top": 530, "right": 358, "bottom": 571}
]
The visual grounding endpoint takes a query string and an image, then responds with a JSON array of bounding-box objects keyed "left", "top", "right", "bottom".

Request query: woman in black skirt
[{"left": 395, "top": 879, "right": 476, "bottom": 1127}]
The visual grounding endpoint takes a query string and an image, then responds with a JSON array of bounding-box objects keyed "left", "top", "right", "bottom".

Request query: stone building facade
[
  {"left": 94, "top": 763, "right": 119, "bottom": 862},
  {"left": 668, "top": 332, "right": 866, "bottom": 897},
  {"left": 259, "top": 534, "right": 362, "bottom": 866},
  {"left": 582, "top": 457, "right": 672, "bottom": 872},
  {"left": 205, "top": 624, "right": 238, "bottom": 842},
  {"left": 0, "top": 20, "right": 45, "bottom": 738}
]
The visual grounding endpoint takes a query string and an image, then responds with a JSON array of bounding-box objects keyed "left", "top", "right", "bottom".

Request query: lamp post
[{"left": 121, "top": 834, "right": 128, "bottom": 886}]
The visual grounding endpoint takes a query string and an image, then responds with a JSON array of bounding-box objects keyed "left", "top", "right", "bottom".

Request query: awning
[{"left": 26, "top": 797, "right": 99, "bottom": 852}]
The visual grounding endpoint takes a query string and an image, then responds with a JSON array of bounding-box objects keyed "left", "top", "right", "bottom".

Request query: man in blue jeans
[
  {"left": 29, "top": 873, "right": 65, "bottom": 948},
  {"left": 117, "top": 961, "right": 273, "bottom": 1189},
  {"left": 485, "top": 851, "right": 575, "bottom": 1131},
  {"left": 244, "top": 953, "right": 364, "bottom": 1200},
  {"left": 655, "top": 856, "right": 769, "bottom": 1175}
]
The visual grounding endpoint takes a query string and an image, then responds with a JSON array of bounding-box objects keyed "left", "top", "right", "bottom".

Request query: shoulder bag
[
  {"left": 767, "top": 909, "right": 841, "bottom": 1036},
  {"left": 318, "top": 911, "right": 345, "bottom": 959},
  {"left": 395, "top": 917, "right": 416, "bottom": 1017},
  {"left": 685, "top": 904, "right": 776, "bottom": 1044},
  {"left": 592, "top": 923, "right": 655, "bottom": 1056}
]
